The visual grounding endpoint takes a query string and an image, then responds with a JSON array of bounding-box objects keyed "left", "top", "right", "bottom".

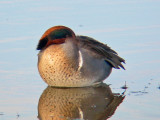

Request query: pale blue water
[{"left": 0, "top": 0, "right": 160, "bottom": 120}]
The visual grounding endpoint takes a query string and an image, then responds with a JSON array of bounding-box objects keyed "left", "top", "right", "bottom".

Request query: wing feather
[{"left": 76, "top": 36, "right": 125, "bottom": 70}]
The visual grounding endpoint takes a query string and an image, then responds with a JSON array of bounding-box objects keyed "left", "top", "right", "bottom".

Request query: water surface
[{"left": 0, "top": 0, "right": 160, "bottom": 120}]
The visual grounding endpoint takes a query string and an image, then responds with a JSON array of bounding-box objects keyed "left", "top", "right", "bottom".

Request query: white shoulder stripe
[
  {"left": 78, "top": 50, "right": 83, "bottom": 71},
  {"left": 78, "top": 107, "right": 84, "bottom": 119}
]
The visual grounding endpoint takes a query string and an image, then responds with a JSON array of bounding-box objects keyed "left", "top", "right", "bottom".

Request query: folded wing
[{"left": 76, "top": 36, "right": 125, "bottom": 70}]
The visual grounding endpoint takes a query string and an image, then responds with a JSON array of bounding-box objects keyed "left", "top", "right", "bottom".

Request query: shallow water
[
  {"left": 0, "top": 0, "right": 160, "bottom": 120},
  {"left": 38, "top": 84, "right": 125, "bottom": 120}
]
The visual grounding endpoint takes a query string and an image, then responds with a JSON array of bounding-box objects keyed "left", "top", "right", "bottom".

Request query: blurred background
[{"left": 0, "top": 0, "right": 160, "bottom": 120}]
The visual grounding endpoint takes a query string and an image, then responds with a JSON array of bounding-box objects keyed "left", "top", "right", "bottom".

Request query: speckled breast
[
  {"left": 38, "top": 45, "right": 93, "bottom": 87},
  {"left": 38, "top": 43, "right": 112, "bottom": 87}
]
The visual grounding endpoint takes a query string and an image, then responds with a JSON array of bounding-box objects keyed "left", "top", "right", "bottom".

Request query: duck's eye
[{"left": 49, "top": 29, "right": 73, "bottom": 40}]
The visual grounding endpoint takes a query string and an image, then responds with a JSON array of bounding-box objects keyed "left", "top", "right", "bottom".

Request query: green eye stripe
[{"left": 49, "top": 29, "right": 72, "bottom": 39}]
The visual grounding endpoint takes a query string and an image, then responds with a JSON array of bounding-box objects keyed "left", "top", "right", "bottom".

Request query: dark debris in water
[
  {"left": 130, "top": 91, "right": 148, "bottom": 94},
  {"left": 129, "top": 90, "right": 149, "bottom": 96},
  {"left": 121, "top": 86, "right": 128, "bottom": 89},
  {"left": 0, "top": 112, "right": 4, "bottom": 115},
  {"left": 121, "top": 81, "right": 128, "bottom": 90},
  {"left": 144, "top": 86, "right": 148, "bottom": 89},
  {"left": 16, "top": 113, "right": 20, "bottom": 118},
  {"left": 127, "top": 78, "right": 157, "bottom": 96}
]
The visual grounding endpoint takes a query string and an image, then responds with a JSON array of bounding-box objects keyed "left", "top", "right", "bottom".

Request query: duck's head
[{"left": 37, "top": 26, "right": 76, "bottom": 50}]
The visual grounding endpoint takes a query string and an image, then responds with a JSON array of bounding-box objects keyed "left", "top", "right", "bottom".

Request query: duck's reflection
[{"left": 38, "top": 83, "right": 125, "bottom": 120}]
